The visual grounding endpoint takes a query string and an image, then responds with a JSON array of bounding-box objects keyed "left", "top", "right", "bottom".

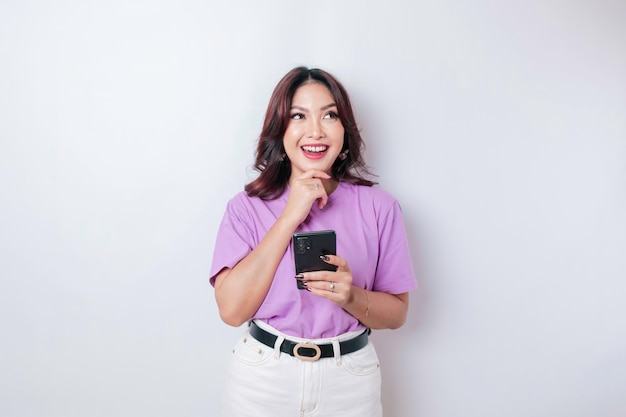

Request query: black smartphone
[{"left": 293, "top": 230, "right": 337, "bottom": 290}]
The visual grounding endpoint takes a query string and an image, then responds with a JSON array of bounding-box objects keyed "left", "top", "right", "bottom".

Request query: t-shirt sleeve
[
  {"left": 372, "top": 200, "right": 418, "bottom": 294},
  {"left": 209, "top": 195, "right": 256, "bottom": 287}
]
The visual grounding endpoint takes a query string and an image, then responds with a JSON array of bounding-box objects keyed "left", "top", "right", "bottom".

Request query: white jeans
[{"left": 220, "top": 321, "right": 383, "bottom": 417}]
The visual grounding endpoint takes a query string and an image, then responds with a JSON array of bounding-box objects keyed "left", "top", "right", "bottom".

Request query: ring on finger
[{"left": 329, "top": 282, "right": 335, "bottom": 292}]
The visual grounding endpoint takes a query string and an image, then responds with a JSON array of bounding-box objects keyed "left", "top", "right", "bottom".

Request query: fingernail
[
  {"left": 320, "top": 255, "right": 330, "bottom": 262},
  {"left": 295, "top": 274, "right": 304, "bottom": 279}
]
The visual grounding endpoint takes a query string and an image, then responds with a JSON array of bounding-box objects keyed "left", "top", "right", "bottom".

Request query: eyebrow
[{"left": 290, "top": 103, "right": 338, "bottom": 112}]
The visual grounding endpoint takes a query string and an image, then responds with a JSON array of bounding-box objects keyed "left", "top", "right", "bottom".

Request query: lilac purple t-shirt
[{"left": 209, "top": 182, "right": 417, "bottom": 338}]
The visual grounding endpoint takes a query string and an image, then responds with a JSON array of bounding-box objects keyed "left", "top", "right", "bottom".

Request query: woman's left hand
[{"left": 298, "top": 254, "right": 353, "bottom": 306}]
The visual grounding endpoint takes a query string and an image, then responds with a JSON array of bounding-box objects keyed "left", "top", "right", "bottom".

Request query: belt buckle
[{"left": 293, "top": 342, "right": 322, "bottom": 361}]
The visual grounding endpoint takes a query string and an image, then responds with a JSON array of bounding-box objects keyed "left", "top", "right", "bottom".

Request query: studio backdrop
[{"left": 1, "top": 1, "right": 625, "bottom": 416}]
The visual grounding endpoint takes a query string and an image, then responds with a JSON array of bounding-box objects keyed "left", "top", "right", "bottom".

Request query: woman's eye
[
  {"left": 324, "top": 111, "right": 339, "bottom": 119},
  {"left": 290, "top": 113, "right": 304, "bottom": 120}
]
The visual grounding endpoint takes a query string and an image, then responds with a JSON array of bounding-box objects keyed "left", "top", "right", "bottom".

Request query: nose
[{"left": 305, "top": 118, "right": 324, "bottom": 139}]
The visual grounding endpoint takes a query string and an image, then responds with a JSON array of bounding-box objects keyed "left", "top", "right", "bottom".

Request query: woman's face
[{"left": 283, "top": 82, "right": 345, "bottom": 180}]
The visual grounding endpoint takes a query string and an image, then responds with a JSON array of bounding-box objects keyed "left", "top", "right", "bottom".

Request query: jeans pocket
[
  {"left": 231, "top": 335, "right": 273, "bottom": 366},
  {"left": 341, "top": 343, "right": 381, "bottom": 376}
]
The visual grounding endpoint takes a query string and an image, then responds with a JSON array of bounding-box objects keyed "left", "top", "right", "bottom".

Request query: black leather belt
[{"left": 249, "top": 321, "right": 370, "bottom": 362}]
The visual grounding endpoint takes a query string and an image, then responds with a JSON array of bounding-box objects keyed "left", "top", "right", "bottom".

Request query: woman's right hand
[{"left": 281, "top": 170, "right": 332, "bottom": 226}]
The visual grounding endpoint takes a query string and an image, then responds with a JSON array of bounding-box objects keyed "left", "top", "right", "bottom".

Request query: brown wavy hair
[{"left": 244, "top": 67, "right": 376, "bottom": 200}]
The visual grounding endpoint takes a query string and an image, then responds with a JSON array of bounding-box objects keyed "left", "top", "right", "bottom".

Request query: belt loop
[
  {"left": 273, "top": 334, "right": 285, "bottom": 359},
  {"left": 332, "top": 338, "right": 342, "bottom": 366}
]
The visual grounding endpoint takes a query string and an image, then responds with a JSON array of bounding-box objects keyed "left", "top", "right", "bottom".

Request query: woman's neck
[{"left": 322, "top": 178, "right": 339, "bottom": 195}]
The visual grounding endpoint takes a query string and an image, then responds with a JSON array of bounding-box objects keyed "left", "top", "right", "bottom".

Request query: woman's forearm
[{"left": 343, "top": 288, "right": 409, "bottom": 330}]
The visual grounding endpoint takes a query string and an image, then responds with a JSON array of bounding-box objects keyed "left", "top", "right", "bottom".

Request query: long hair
[{"left": 244, "top": 67, "right": 376, "bottom": 200}]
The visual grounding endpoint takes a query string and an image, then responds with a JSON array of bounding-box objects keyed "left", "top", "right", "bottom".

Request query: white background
[{"left": 1, "top": 1, "right": 625, "bottom": 416}]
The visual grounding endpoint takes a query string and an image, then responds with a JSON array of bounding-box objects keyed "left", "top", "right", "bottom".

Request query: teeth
[{"left": 302, "top": 145, "right": 327, "bottom": 153}]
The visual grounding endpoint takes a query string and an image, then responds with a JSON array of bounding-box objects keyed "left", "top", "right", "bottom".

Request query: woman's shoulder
[
  {"left": 226, "top": 189, "right": 285, "bottom": 213},
  {"left": 228, "top": 190, "right": 252, "bottom": 203},
  {"left": 339, "top": 182, "right": 399, "bottom": 206},
  {"left": 224, "top": 190, "right": 260, "bottom": 213},
  {"left": 224, "top": 190, "right": 249, "bottom": 207}
]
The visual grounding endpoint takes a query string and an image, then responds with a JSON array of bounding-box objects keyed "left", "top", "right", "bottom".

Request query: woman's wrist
[
  {"left": 274, "top": 214, "right": 300, "bottom": 234},
  {"left": 345, "top": 286, "right": 371, "bottom": 321},
  {"left": 353, "top": 288, "right": 371, "bottom": 321}
]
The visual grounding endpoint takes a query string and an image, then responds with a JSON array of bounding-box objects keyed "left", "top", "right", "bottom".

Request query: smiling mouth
[{"left": 301, "top": 145, "right": 328, "bottom": 153}]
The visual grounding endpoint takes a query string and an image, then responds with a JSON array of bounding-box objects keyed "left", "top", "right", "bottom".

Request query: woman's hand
[
  {"left": 298, "top": 254, "right": 410, "bottom": 329},
  {"left": 298, "top": 254, "right": 354, "bottom": 307},
  {"left": 281, "top": 170, "right": 331, "bottom": 226}
]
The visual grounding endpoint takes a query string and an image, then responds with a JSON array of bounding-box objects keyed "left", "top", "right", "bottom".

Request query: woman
[{"left": 210, "top": 67, "right": 417, "bottom": 416}]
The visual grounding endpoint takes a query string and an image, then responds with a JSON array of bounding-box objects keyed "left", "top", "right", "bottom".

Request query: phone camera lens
[{"left": 296, "top": 237, "right": 309, "bottom": 254}]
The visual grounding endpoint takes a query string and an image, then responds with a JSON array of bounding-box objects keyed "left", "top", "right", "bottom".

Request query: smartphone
[{"left": 293, "top": 230, "right": 337, "bottom": 290}]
